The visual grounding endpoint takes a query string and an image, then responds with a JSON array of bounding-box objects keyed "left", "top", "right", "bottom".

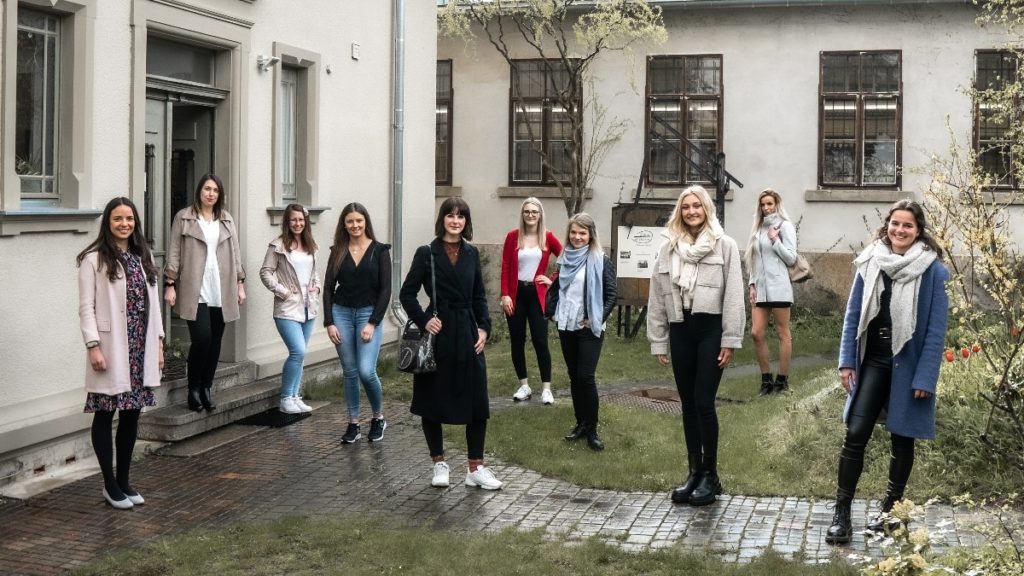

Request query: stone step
[
  {"left": 138, "top": 378, "right": 280, "bottom": 442},
  {"left": 158, "top": 361, "right": 259, "bottom": 407}
]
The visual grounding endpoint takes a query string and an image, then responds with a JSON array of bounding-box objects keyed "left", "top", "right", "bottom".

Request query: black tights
[
  {"left": 422, "top": 418, "right": 487, "bottom": 460},
  {"left": 91, "top": 409, "right": 141, "bottom": 498},
  {"left": 669, "top": 313, "right": 724, "bottom": 473},
  {"left": 836, "top": 346, "right": 915, "bottom": 503}
]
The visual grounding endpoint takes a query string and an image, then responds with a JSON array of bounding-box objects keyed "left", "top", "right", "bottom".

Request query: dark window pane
[
  {"left": 512, "top": 61, "right": 545, "bottom": 98},
  {"left": 864, "top": 52, "right": 899, "bottom": 93},
  {"left": 863, "top": 141, "right": 897, "bottom": 184},
  {"left": 649, "top": 56, "right": 683, "bottom": 95},
  {"left": 686, "top": 100, "right": 717, "bottom": 139},
  {"left": 16, "top": 8, "right": 59, "bottom": 197},
  {"left": 686, "top": 141, "right": 716, "bottom": 183},
  {"left": 863, "top": 99, "right": 897, "bottom": 139},
  {"left": 978, "top": 144, "right": 1012, "bottom": 185},
  {"left": 979, "top": 102, "right": 1011, "bottom": 139},
  {"left": 823, "top": 53, "right": 858, "bottom": 93},
  {"left": 686, "top": 56, "right": 721, "bottom": 95},
  {"left": 513, "top": 142, "right": 542, "bottom": 182},
  {"left": 147, "top": 36, "right": 215, "bottom": 84},
  {"left": 823, "top": 99, "right": 856, "bottom": 138},
  {"left": 823, "top": 141, "right": 856, "bottom": 184},
  {"left": 437, "top": 60, "right": 452, "bottom": 100},
  {"left": 650, "top": 101, "right": 681, "bottom": 138},
  {"left": 650, "top": 140, "right": 682, "bottom": 183}
]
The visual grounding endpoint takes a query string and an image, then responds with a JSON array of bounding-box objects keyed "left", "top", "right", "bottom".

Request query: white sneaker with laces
[
  {"left": 512, "top": 383, "right": 532, "bottom": 402},
  {"left": 294, "top": 396, "right": 313, "bottom": 413},
  {"left": 541, "top": 389, "right": 554, "bottom": 405},
  {"left": 431, "top": 461, "right": 450, "bottom": 487},
  {"left": 280, "top": 396, "right": 301, "bottom": 414},
  {"left": 465, "top": 466, "right": 503, "bottom": 490}
]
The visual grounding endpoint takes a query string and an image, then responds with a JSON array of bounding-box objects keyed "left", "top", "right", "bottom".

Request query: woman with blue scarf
[{"left": 545, "top": 213, "right": 616, "bottom": 451}]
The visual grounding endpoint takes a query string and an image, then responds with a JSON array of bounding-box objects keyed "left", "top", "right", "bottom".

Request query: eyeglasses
[{"left": 522, "top": 210, "right": 540, "bottom": 216}]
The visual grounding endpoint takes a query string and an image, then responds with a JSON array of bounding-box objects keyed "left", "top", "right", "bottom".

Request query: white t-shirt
[
  {"left": 197, "top": 217, "right": 222, "bottom": 307},
  {"left": 517, "top": 246, "right": 542, "bottom": 282},
  {"left": 287, "top": 248, "right": 314, "bottom": 306}
]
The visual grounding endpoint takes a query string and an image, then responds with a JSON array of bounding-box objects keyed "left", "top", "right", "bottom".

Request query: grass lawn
[{"left": 71, "top": 517, "right": 858, "bottom": 576}]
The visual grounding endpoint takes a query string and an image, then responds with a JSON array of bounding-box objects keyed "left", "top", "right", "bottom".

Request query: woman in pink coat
[{"left": 77, "top": 197, "right": 164, "bottom": 510}]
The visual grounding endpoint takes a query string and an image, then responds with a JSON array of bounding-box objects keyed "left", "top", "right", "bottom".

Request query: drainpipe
[{"left": 390, "top": 0, "right": 408, "bottom": 324}]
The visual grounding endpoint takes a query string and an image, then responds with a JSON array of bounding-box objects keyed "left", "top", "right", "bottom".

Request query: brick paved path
[{"left": 0, "top": 399, "right": 995, "bottom": 575}]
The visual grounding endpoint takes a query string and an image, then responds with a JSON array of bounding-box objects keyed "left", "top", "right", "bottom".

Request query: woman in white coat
[
  {"left": 744, "top": 188, "right": 798, "bottom": 395},
  {"left": 77, "top": 197, "right": 164, "bottom": 510}
]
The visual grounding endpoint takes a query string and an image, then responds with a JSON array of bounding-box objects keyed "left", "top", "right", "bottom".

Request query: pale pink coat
[{"left": 79, "top": 252, "right": 165, "bottom": 395}]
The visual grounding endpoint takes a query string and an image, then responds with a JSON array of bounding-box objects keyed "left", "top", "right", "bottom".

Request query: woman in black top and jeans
[{"left": 324, "top": 203, "right": 392, "bottom": 443}]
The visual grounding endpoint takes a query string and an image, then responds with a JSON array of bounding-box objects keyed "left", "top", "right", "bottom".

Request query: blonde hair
[
  {"left": 565, "top": 212, "right": 602, "bottom": 254},
  {"left": 744, "top": 188, "right": 791, "bottom": 271},
  {"left": 667, "top": 185, "right": 718, "bottom": 240},
  {"left": 517, "top": 197, "right": 548, "bottom": 251}
]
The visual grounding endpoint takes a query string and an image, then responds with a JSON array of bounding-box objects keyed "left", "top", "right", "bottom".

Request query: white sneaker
[
  {"left": 465, "top": 466, "right": 503, "bottom": 490},
  {"left": 431, "top": 461, "right": 450, "bottom": 487},
  {"left": 294, "top": 396, "right": 313, "bottom": 413},
  {"left": 280, "top": 396, "right": 301, "bottom": 414},
  {"left": 541, "top": 389, "right": 554, "bottom": 405},
  {"left": 512, "top": 383, "right": 532, "bottom": 402}
]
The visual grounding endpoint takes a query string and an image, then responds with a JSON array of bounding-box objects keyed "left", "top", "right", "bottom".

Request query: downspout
[{"left": 390, "top": 0, "right": 408, "bottom": 325}]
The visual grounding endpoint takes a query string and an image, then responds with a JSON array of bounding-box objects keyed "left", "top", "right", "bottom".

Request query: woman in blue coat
[{"left": 825, "top": 200, "right": 949, "bottom": 545}]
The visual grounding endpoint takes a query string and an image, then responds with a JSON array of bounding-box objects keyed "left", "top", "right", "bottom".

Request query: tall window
[
  {"left": 279, "top": 67, "right": 297, "bottom": 201},
  {"left": 975, "top": 50, "right": 1018, "bottom": 188},
  {"left": 510, "top": 59, "right": 580, "bottom": 185},
  {"left": 16, "top": 8, "right": 60, "bottom": 202},
  {"left": 646, "top": 55, "right": 722, "bottom": 185},
  {"left": 820, "top": 51, "right": 901, "bottom": 187},
  {"left": 436, "top": 60, "right": 452, "bottom": 185}
]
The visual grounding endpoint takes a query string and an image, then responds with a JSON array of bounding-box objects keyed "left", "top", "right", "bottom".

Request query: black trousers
[
  {"left": 558, "top": 328, "right": 603, "bottom": 427},
  {"left": 836, "top": 333, "right": 915, "bottom": 502},
  {"left": 669, "top": 313, "right": 724, "bottom": 472},
  {"left": 507, "top": 283, "right": 552, "bottom": 382},
  {"left": 187, "top": 303, "right": 225, "bottom": 389},
  {"left": 422, "top": 418, "right": 487, "bottom": 460}
]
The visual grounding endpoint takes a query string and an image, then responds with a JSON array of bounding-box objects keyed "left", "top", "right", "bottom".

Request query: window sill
[
  {"left": 0, "top": 208, "right": 103, "bottom": 236},
  {"left": 266, "top": 205, "right": 331, "bottom": 226},
  {"left": 634, "top": 187, "right": 734, "bottom": 202},
  {"left": 979, "top": 190, "right": 1024, "bottom": 204},
  {"left": 804, "top": 189, "right": 912, "bottom": 203},
  {"left": 435, "top": 185, "right": 462, "bottom": 198},
  {"left": 496, "top": 186, "right": 592, "bottom": 199}
]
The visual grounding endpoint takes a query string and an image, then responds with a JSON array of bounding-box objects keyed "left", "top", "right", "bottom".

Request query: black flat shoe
[
  {"left": 585, "top": 430, "right": 604, "bottom": 451},
  {"left": 564, "top": 423, "right": 585, "bottom": 441},
  {"left": 199, "top": 387, "right": 217, "bottom": 411},
  {"left": 187, "top": 388, "right": 203, "bottom": 412}
]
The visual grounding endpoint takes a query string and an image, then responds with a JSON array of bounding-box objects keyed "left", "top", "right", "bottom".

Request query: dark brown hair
[
  {"left": 76, "top": 197, "right": 159, "bottom": 284},
  {"left": 190, "top": 173, "right": 226, "bottom": 220},
  {"left": 328, "top": 202, "right": 376, "bottom": 275},
  {"left": 280, "top": 203, "right": 318, "bottom": 253},
  {"left": 875, "top": 199, "right": 944, "bottom": 259},
  {"left": 434, "top": 196, "right": 473, "bottom": 241}
]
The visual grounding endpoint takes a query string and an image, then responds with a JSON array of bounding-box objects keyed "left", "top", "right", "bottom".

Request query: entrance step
[
  {"left": 138, "top": 378, "right": 280, "bottom": 442},
  {"left": 157, "top": 361, "right": 258, "bottom": 407}
]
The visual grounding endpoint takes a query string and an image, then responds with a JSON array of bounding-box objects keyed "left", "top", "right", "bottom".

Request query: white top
[
  {"left": 517, "top": 246, "right": 542, "bottom": 282},
  {"left": 287, "top": 248, "right": 314, "bottom": 307},
  {"left": 197, "top": 217, "right": 222, "bottom": 307},
  {"left": 556, "top": 267, "right": 587, "bottom": 331}
]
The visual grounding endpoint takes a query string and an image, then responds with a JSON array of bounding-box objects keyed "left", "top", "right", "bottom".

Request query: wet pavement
[{"left": 0, "top": 386, "right": 999, "bottom": 575}]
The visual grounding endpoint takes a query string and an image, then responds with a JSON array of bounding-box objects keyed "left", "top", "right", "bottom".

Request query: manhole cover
[{"left": 629, "top": 387, "right": 679, "bottom": 402}]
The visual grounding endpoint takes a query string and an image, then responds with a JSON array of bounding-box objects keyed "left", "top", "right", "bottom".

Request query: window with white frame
[
  {"left": 975, "top": 50, "right": 1018, "bottom": 188},
  {"left": 820, "top": 51, "right": 902, "bottom": 187},
  {"left": 279, "top": 66, "right": 297, "bottom": 202},
  {"left": 16, "top": 8, "right": 60, "bottom": 203},
  {"left": 510, "top": 59, "right": 580, "bottom": 185},
  {"left": 436, "top": 60, "right": 452, "bottom": 185},
  {"left": 270, "top": 43, "right": 320, "bottom": 210},
  {"left": 645, "top": 55, "right": 723, "bottom": 185}
]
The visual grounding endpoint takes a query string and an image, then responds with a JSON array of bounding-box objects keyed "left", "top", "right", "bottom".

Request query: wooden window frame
[
  {"left": 508, "top": 58, "right": 581, "bottom": 186},
  {"left": 436, "top": 59, "right": 453, "bottom": 186},
  {"left": 974, "top": 49, "right": 1019, "bottom": 190}
]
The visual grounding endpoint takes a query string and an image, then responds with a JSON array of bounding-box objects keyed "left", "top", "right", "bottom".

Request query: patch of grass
[{"left": 70, "top": 516, "right": 858, "bottom": 576}]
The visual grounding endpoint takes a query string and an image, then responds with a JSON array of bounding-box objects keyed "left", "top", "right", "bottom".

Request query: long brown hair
[
  {"left": 190, "top": 173, "right": 225, "bottom": 220},
  {"left": 76, "top": 197, "right": 159, "bottom": 284},
  {"left": 280, "top": 203, "right": 318, "bottom": 253},
  {"left": 328, "top": 202, "right": 376, "bottom": 275},
  {"left": 875, "top": 199, "right": 944, "bottom": 260}
]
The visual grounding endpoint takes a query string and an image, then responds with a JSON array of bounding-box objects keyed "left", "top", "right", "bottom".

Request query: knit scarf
[
  {"left": 854, "top": 240, "right": 937, "bottom": 356},
  {"left": 555, "top": 245, "right": 605, "bottom": 337},
  {"left": 669, "top": 220, "right": 723, "bottom": 307}
]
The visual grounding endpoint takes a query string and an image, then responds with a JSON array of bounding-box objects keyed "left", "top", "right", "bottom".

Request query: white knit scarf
[
  {"left": 670, "top": 220, "right": 723, "bottom": 306},
  {"left": 854, "top": 240, "right": 937, "bottom": 356}
]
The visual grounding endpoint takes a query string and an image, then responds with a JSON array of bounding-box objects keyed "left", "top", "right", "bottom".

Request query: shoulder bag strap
[{"left": 429, "top": 248, "right": 438, "bottom": 320}]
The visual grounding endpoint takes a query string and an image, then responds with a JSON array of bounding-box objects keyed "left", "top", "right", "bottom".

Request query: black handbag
[{"left": 397, "top": 249, "right": 438, "bottom": 374}]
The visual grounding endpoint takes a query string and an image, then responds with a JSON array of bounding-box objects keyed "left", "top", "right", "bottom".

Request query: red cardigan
[{"left": 500, "top": 229, "right": 563, "bottom": 314}]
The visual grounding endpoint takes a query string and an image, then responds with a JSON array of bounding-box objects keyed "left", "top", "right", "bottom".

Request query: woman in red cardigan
[{"left": 501, "top": 197, "right": 563, "bottom": 404}]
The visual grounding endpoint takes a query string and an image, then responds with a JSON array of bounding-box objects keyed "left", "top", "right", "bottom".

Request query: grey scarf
[{"left": 854, "top": 240, "right": 937, "bottom": 356}]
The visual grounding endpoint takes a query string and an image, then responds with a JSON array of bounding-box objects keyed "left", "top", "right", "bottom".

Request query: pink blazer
[{"left": 79, "top": 252, "right": 164, "bottom": 395}]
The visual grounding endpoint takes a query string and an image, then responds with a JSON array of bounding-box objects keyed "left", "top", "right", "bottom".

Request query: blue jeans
[
  {"left": 333, "top": 304, "right": 384, "bottom": 420},
  {"left": 274, "top": 315, "right": 315, "bottom": 398}
]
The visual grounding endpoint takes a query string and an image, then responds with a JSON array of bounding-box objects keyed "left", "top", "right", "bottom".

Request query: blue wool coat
[{"left": 838, "top": 260, "right": 949, "bottom": 439}]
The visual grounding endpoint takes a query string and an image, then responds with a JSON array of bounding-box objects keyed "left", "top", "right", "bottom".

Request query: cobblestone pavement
[{"left": 0, "top": 393, "right": 997, "bottom": 575}]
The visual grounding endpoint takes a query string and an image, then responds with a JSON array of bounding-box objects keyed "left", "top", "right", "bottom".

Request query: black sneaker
[
  {"left": 341, "top": 423, "right": 361, "bottom": 444},
  {"left": 368, "top": 418, "right": 387, "bottom": 442}
]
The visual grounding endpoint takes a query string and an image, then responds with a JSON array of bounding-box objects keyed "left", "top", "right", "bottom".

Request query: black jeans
[
  {"left": 669, "top": 313, "right": 724, "bottom": 472},
  {"left": 558, "top": 328, "right": 604, "bottom": 427},
  {"left": 187, "top": 303, "right": 225, "bottom": 389},
  {"left": 507, "top": 282, "right": 552, "bottom": 382},
  {"left": 836, "top": 330, "right": 915, "bottom": 502},
  {"left": 422, "top": 418, "right": 487, "bottom": 460}
]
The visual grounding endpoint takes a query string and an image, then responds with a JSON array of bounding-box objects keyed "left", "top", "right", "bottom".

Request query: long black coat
[{"left": 400, "top": 239, "right": 492, "bottom": 424}]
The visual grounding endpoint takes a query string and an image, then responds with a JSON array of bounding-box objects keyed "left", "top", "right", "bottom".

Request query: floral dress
[{"left": 84, "top": 250, "right": 157, "bottom": 413}]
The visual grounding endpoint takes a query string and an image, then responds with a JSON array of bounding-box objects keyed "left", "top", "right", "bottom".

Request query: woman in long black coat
[{"left": 400, "top": 197, "right": 501, "bottom": 491}]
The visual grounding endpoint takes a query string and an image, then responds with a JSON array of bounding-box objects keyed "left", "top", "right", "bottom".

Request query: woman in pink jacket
[{"left": 77, "top": 197, "right": 164, "bottom": 510}]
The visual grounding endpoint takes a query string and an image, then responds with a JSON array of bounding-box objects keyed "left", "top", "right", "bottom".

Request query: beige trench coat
[
  {"left": 259, "top": 237, "right": 321, "bottom": 322},
  {"left": 79, "top": 252, "right": 165, "bottom": 395},
  {"left": 164, "top": 207, "right": 246, "bottom": 322}
]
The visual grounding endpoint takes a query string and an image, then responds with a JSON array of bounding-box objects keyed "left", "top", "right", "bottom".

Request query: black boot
[
  {"left": 866, "top": 495, "right": 903, "bottom": 533},
  {"left": 671, "top": 454, "right": 702, "bottom": 504},
  {"left": 689, "top": 470, "right": 722, "bottom": 506},
  {"left": 758, "top": 373, "right": 774, "bottom": 396},
  {"left": 584, "top": 424, "right": 604, "bottom": 451},
  {"left": 199, "top": 386, "right": 217, "bottom": 411},
  {"left": 773, "top": 374, "right": 790, "bottom": 394},
  {"left": 564, "top": 422, "right": 585, "bottom": 441},
  {"left": 187, "top": 386, "right": 203, "bottom": 412},
  {"left": 825, "top": 500, "right": 853, "bottom": 544}
]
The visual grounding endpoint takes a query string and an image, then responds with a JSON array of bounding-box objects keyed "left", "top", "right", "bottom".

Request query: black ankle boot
[
  {"left": 187, "top": 386, "right": 203, "bottom": 412},
  {"left": 199, "top": 386, "right": 217, "bottom": 411},
  {"left": 773, "top": 374, "right": 790, "bottom": 394},
  {"left": 866, "top": 495, "right": 902, "bottom": 533},
  {"left": 585, "top": 425, "right": 604, "bottom": 451},
  {"left": 564, "top": 422, "right": 585, "bottom": 441},
  {"left": 671, "top": 454, "right": 702, "bottom": 503},
  {"left": 689, "top": 471, "right": 722, "bottom": 506},
  {"left": 759, "top": 373, "right": 774, "bottom": 396},
  {"left": 825, "top": 501, "right": 853, "bottom": 544}
]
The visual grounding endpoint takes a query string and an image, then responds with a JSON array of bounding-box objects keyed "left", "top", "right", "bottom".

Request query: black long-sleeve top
[{"left": 323, "top": 241, "right": 392, "bottom": 327}]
